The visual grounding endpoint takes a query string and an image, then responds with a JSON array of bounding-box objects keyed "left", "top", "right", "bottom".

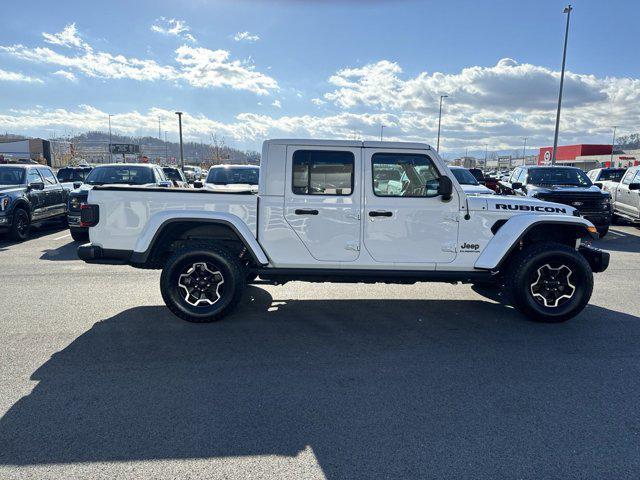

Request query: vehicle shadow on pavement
[
  {"left": 0, "top": 223, "right": 67, "bottom": 249},
  {"left": 40, "top": 240, "right": 80, "bottom": 261},
  {"left": 1, "top": 287, "right": 639, "bottom": 479}
]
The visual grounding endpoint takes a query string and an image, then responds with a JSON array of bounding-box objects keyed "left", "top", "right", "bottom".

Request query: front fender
[
  {"left": 133, "top": 210, "right": 269, "bottom": 265},
  {"left": 474, "top": 214, "right": 596, "bottom": 270}
]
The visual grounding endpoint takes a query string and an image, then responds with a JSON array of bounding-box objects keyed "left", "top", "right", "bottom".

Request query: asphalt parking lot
[{"left": 0, "top": 224, "right": 639, "bottom": 479}]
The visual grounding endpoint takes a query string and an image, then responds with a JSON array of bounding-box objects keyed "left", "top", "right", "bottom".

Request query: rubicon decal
[{"left": 495, "top": 203, "right": 567, "bottom": 213}]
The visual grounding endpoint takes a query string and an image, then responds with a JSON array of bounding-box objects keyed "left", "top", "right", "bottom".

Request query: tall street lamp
[
  {"left": 522, "top": 137, "right": 528, "bottom": 165},
  {"left": 380, "top": 125, "right": 385, "bottom": 141},
  {"left": 108, "top": 114, "right": 113, "bottom": 163},
  {"left": 551, "top": 4, "right": 573, "bottom": 166},
  {"left": 164, "top": 131, "right": 168, "bottom": 163},
  {"left": 175, "top": 111, "right": 184, "bottom": 169},
  {"left": 436, "top": 95, "right": 448, "bottom": 152},
  {"left": 610, "top": 126, "right": 618, "bottom": 167}
]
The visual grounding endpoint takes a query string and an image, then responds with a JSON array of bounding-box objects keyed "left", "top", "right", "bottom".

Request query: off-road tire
[
  {"left": 597, "top": 226, "right": 609, "bottom": 238},
  {"left": 160, "top": 242, "right": 246, "bottom": 323},
  {"left": 9, "top": 208, "right": 30, "bottom": 241},
  {"left": 70, "top": 229, "right": 88, "bottom": 242},
  {"left": 503, "top": 241, "right": 593, "bottom": 323}
]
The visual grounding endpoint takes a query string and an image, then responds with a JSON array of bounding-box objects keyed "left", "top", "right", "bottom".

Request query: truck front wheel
[
  {"left": 160, "top": 243, "right": 246, "bottom": 323},
  {"left": 504, "top": 242, "right": 593, "bottom": 323}
]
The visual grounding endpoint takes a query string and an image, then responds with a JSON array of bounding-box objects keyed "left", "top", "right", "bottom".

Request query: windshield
[
  {"left": 85, "top": 166, "right": 155, "bottom": 185},
  {"left": 599, "top": 169, "right": 626, "bottom": 181},
  {"left": 0, "top": 167, "right": 25, "bottom": 185},
  {"left": 206, "top": 167, "right": 259, "bottom": 185},
  {"left": 451, "top": 168, "right": 479, "bottom": 185},
  {"left": 528, "top": 168, "right": 592, "bottom": 187},
  {"left": 57, "top": 168, "right": 91, "bottom": 182},
  {"left": 162, "top": 168, "right": 183, "bottom": 182}
]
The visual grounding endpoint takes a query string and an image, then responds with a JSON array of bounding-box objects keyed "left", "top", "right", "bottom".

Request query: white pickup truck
[
  {"left": 77, "top": 139, "right": 609, "bottom": 323},
  {"left": 600, "top": 165, "right": 640, "bottom": 224}
]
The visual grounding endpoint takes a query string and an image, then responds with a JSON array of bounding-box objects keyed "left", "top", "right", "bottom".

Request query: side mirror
[
  {"left": 28, "top": 181, "right": 45, "bottom": 191},
  {"left": 73, "top": 181, "right": 82, "bottom": 189},
  {"left": 193, "top": 180, "right": 203, "bottom": 188},
  {"left": 511, "top": 182, "right": 523, "bottom": 190},
  {"left": 594, "top": 182, "right": 603, "bottom": 189},
  {"left": 629, "top": 183, "right": 640, "bottom": 191},
  {"left": 437, "top": 176, "right": 453, "bottom": 201}
]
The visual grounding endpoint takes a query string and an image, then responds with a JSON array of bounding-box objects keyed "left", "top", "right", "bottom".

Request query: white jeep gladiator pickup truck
[{"left": 77, "top": 139, "right": 609, "bottom": 323}]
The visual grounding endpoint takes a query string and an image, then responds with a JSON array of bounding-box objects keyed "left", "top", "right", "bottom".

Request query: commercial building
[
  {"left": 538, "top": 144, "right": 639, "bottom": 170},
  {"left": 0, "top": 138, "right": 52, "bottom": 165}
]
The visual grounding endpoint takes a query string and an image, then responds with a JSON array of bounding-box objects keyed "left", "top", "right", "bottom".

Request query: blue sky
[{"left": 0, "top": 0, "right": 639, "bottom": 157}]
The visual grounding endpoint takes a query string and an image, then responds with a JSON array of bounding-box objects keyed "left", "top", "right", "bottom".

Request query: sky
[{"left": 0, "top": 0, "right": 639, "bottom": 158}]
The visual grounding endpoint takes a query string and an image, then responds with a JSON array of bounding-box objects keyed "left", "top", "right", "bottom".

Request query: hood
[
  {"left": 460, "top": 184, "right": 494, "bottom": 195},
  {"left": 0, "top": 185, "right": 26, "bottom": 194},
  {"left": 204, "top": 183, "right": 258, "bottom": 193},
  {"left": 467, "top": 194, "right": 577, "bottom": 216},
  {"left": 528, "top": 184, "right": 603, "bottom": 195}
]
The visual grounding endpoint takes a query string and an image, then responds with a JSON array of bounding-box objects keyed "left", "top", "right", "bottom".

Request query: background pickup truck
[
  {"left": 78, "top": 139, "right": 608, "bottom": 324},
  {"left": 601, "top": 165, "right": 640, "bottom": 224},
  {"left": 0, "top": 164, "right": 69, "bottom": 241}
]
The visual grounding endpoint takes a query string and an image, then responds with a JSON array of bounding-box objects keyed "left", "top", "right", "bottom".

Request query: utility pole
[
  {"left": 108, "top": 114, "right": 113, "bottom": 163},
  {"left": 522, "top": 137, "right": 528, "bottom": 165},
  {"left": 175, "top": 111, "right": 184, "bottom": 169},
  {"left": 484, "top": 145, "right": 488, "bottom": 165},
  {"left": 551, "top": 5, "right": 573, "bottom": 166},
  {"left": 380, "top": 125, "right": 385, "bottom": 141},
  {"left": 436, "top": 95, "right": 448, "bottom": 152},
  {"left": 610, "top": 126, "right": 618, "bottom": 167},
  {"left": 158, "top": 118, "right": 161, "bottom": 140}
]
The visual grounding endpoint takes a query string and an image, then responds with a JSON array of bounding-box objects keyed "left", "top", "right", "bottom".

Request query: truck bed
[{"left": 87, "top": 186, "right": 258, "bottom": 252}]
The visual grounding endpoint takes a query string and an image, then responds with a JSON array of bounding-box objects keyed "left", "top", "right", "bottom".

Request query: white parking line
[{"left": 54, "top": 233, "right": 71, "bottom": 240}]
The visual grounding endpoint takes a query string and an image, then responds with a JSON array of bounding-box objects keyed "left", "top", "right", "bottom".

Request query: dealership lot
[{"left": 0, "top": 226, "right": 639, "bottom": 479}]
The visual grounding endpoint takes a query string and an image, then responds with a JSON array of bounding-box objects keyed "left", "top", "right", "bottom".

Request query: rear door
[
  {"left": 363, "top": 148, "right": 460, "bottom": 265},
  {"left": 283, "top": 146, "right": 361, "bottom": 262},
  {"left": 38, "top": 167, "right": 65, "bottom": 218}
]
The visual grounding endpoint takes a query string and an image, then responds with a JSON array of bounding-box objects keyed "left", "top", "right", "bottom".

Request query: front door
[
  {"left": 363, "top": 148, "right": 460, "bottom": 264},
  {"left": 283, "top": 146, "right": 361, "bottom": 262}
]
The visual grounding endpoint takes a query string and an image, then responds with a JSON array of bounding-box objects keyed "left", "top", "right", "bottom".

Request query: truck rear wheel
[
  {"left": 504, "top": 242, "right": 593, "bottom": 323},
  {"left": 160, "top": 243, "right": 246, "bottom": 323}
]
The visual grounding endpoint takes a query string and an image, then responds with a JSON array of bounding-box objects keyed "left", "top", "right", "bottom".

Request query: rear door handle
[
  {"left": 369, "top": 210, "right": 393, "bottom": 217},
  {"left": 295, "top": 209, "right": 319, "bottom": 215}
]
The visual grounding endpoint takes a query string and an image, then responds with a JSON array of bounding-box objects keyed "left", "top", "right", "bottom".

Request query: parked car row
[{"left": 1, "top": 162, "right": 261, "bottom": 242}]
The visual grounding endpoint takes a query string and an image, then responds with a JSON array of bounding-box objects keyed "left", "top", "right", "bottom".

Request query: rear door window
[{"left": 292, "top": 150, "right": 354, "bottom": 195}]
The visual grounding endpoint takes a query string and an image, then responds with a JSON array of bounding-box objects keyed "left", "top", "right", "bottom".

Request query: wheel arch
[
  {"left": 10, "top": 198, "right": 31, "bottom": 218},
  {"left": 475, "top": 215, "right": 596, "bottom": 271},
  {"left": 132, "top": 215, "right": 269, "bottom": 268}
]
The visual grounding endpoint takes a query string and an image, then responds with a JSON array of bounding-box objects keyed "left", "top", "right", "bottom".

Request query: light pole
[
  {"left": 484, "top": 144, "right": 488, "bottom": 165},
  {"left": 551, "top": 5, "right": 573, "bottom": 166},
  {"left": 436, "top": 95, "right": 448, "bottom": 152},
  {"left": 522, "top": 137, "right": 528, "bottom": 165},
  {"left": 380, "top": 125, "right": 385, "bottom": 141},
  {"left": 164, "top": 131, "right": 168, "bottom": 163},
  {"left": 175, "top": 111, "right": 184, "bottom": 169},
  {"left": 108, "top": 114, "right": 113, "bottom": 163},
  {"left": 610, "top": 126, "right": 618, "bottom": 167}
]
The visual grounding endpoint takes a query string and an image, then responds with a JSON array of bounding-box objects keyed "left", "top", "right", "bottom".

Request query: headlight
[
  {"left": 1, "top": 196, "right": 9, "bottom": 211},
  {"left": 69, "top": 197, "right": 81, "bottom": 209}
]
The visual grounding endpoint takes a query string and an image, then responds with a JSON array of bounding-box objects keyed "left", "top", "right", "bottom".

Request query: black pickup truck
[
  {"left": 497, "top": 165, "right": 612, "bottom": 237},
  {"left": 0, "top": 164, "right": 69, "bottom": 241}
]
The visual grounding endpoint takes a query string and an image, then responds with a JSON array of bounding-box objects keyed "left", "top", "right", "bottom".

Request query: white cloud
[
  {"left": 271, "top": 99, "right": 281, "bottom": 108},
  {"left": 151, "top": 17, "right": 196, "bottom": 42},
  {"left": 175, "top": 46, "right": 278, "bottom": 95},
  {"left": 311, "top": 98, "right": 326, "bottom": 106},
  {"left": 53, "top": 70, "right": 77, "bottom": 81},
  {"left": 1, "top": 24, "right": 278, "bottom": 95},
  {"left": 0, "top": 68, "right": 43, "bottom": 83},
  {"left": 233, "top": 31, "right": 260, "bottom": 42},
  {"left": 42, "top": 23, "right": 88, "bottom": 49}
]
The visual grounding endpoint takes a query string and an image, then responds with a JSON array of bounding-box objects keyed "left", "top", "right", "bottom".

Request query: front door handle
[
  {"left": 295, "top": 209, "right": 319, "bottom": 215},
  {"left": 369, "top": 210, "right": 393, "bottom": 217}
]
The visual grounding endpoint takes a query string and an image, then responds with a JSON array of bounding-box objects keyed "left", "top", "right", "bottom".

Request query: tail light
[{"left": 80, "top": 204, "right": 99, "bottom": 227}]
